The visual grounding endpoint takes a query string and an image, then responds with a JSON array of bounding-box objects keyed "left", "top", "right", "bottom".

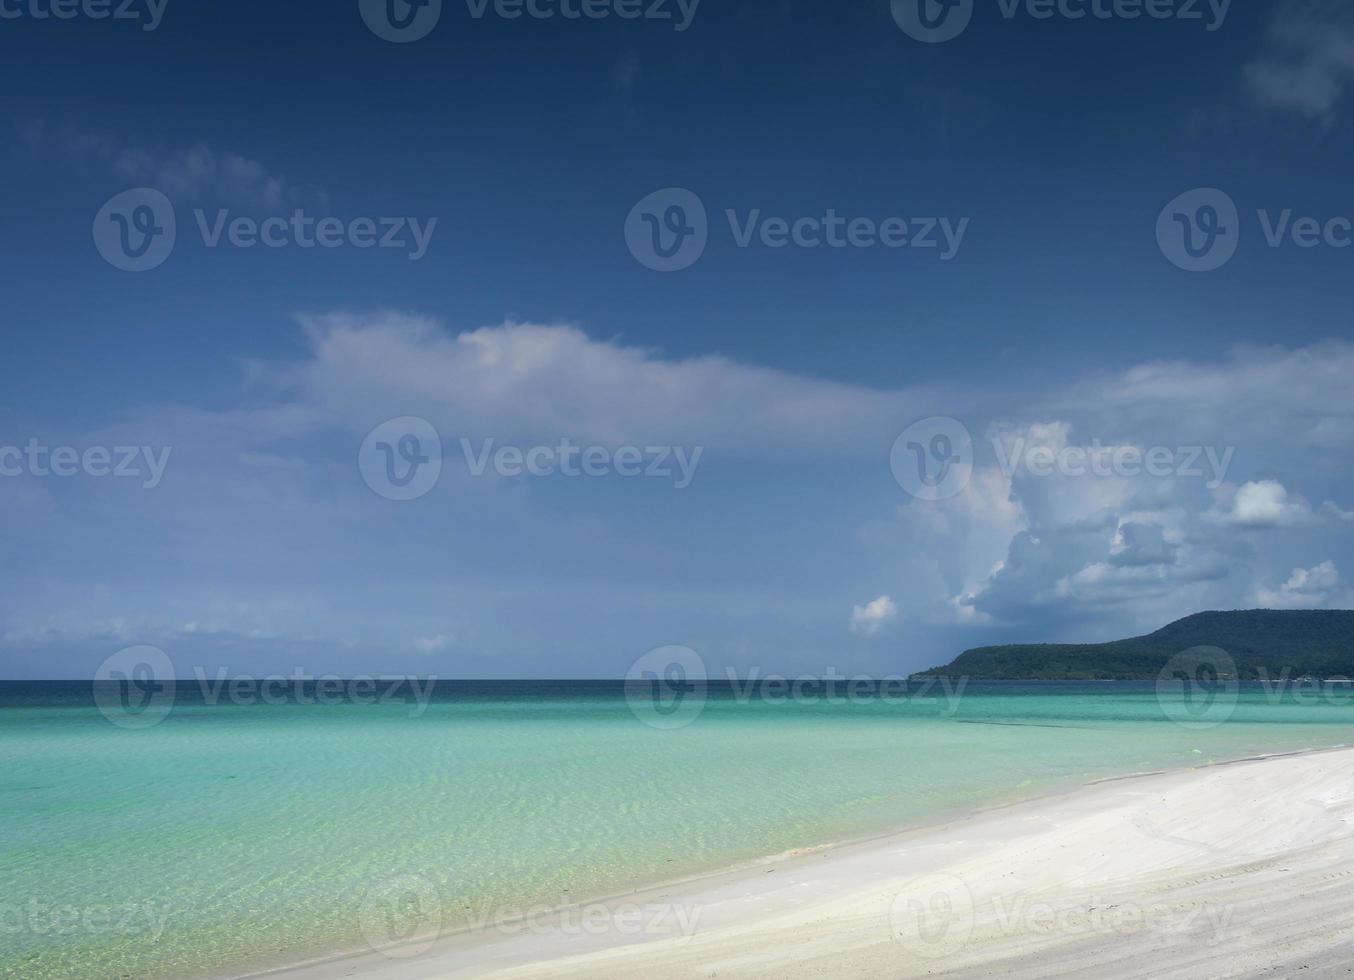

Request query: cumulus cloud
[
  {"left": 1256, "top": 561, "right": 1352, "bottom": 608},
  {"left": 953, "top": 418, "right": 1206, "bottom": 626},
  {"left": 1108, "top": 522, "right": 1179, "bottom": 567},
  {"left": 864, "top": 464, "right": 1025, "bottom": 628},
  {"left": 1245, "top": 0, "right": 1354, "bottom": 122},
  {"left": 850, "top": 596, "right": 898, "bottom": 636},
  {"left": 1209, "top": 480, "right": 1315, "bottom": 528},
  {"left": 910, "top": 342, "right": 1354, "bottom": 634}
]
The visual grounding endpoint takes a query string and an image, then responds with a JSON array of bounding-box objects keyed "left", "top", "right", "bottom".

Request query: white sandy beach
[{"left": 261, "top": 746, "right": 1354, "bottom": 980}]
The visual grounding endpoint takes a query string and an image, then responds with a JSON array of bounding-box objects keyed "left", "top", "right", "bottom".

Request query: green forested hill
[{"left": 917, "top": 610, "right": 1354, "bottom": 680}]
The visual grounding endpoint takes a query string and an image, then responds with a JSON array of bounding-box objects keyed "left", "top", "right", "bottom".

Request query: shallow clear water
[{"left": 2, "top": 680, "right": 1352, "bottom": 979}]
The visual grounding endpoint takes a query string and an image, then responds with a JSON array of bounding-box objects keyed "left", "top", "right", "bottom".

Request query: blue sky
[{"left": 3, "top": 0, "right": 1354, "bottom": 678}]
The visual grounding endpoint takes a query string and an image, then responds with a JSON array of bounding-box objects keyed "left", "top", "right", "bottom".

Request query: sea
[{"left": 2, "top": 678, "right": 1351, "bottom": 978}]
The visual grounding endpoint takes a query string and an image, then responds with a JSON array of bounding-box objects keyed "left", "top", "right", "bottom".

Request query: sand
[{"left": 258, "top": 746, "right": 1354, "bottom": 979}]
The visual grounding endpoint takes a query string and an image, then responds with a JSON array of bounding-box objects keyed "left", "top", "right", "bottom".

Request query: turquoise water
[{"left": 2, "top": 680, "right": 1352, "bottom": 979}]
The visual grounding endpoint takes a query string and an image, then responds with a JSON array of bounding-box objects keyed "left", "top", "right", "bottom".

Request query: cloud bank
[{"left": 4, "top": 315, "right": 1353, "bottom": 675}]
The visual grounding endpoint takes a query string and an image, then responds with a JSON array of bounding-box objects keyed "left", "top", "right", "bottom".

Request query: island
[{"left": 915, "top": 609, "right": 1354, "bottom": 680}]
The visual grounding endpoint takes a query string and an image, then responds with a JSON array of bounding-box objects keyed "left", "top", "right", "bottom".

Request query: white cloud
[
  {"left": 1210, "top": 480, "right": 1315, "bottom": 528},
  {"left": 898, "top": 340, "right": 1354, "bottom": 632},
  {"left": 294, "top": 313, "right": 924, "bottom": 456},
  {"left": 1246, "top": 0, "right": 1354, "bottom": 122},
  {"left": 846, "top": 340, "right": 1354, "bottom": 641},
  {"left": 850, "top": 596, "right": 898, "bottom": 636},
  {"left": 1322, "top": 501, "right": 1354, "bottom": 521},
  {"left": 22, "top": 122, "right": 309, "bottom": 208},
  {"left": 1108, "top": 521, "right": 1179, "bottom": 567},
  {"left": 413, "top": 634, "right": 453, "bottom": 653},
  {"left": 1082, "top": 343, "right": 1354, "bottom": 454},
  {"left": 1256, "top": 561, "right": 1352, "bottom": 608},
  {"left": 863, "top": 464, "right": 1025, "bottom": 628},
  {"left": 116, "top": 143, "right": 291, "bottom": 207},
  {"left": 9, "top": 316, "right": 1354, "bottom": 672}
]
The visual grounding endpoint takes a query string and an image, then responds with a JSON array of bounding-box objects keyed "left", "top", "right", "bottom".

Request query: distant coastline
[{"left": 915, "top": 608, "right": 1354, "bottom": 680}]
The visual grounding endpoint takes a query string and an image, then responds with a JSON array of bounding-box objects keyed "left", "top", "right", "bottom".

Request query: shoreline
[{"left": 248, "top": 742, "right": 1354, "bottom": 979}]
